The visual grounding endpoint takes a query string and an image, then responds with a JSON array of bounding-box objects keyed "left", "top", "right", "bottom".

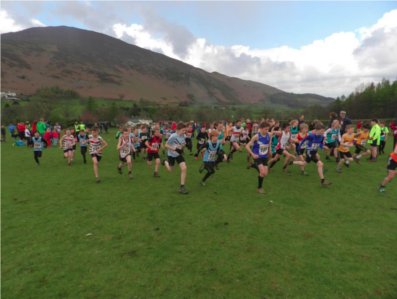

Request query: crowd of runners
[{"left": 3, "top": 111, "right": 397, "bottom": 195}]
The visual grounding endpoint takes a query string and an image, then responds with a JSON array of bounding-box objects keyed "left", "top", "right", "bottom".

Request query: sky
[{"left": 1, "top": 1, "right": 397, "bottom": 98}]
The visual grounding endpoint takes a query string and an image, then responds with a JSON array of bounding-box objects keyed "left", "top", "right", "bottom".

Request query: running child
[
  {"left": 59, "top": 129, "right": 75, "bottom": 166},
  {"left": 139, "top": 125, "right": 149, "bottom": 159},
  {"left": 336, "top": 124, "right": 355, "bottom": 173},
  {"left": 379, "top": 121, "right": 389, "bottom": 155},
  {"left": 164, "top": 122, "right": 189, "bottom": 194},
  {"left": 268, "top": 123, "right": 296, "bottom": 172},
  {"left": 368, "top": 119, "right": 381, "bottom": 161},
  {"left": 323, "top": 119, "right": 341, "bottom": 161},
  {"left": 353, "top": 123, "right": 371, "bottom": 163},
  {"left": 295, "top": 122, "right": 332, "bottom": 186},
  {"left": 195, "top": 126, "right": 209, "bottom": 160},
  {"left": 89, "top": 127, "right": 108, "bottom": 183},
  {"left": 185, "top": 123, "right": 194, "bottom": 155},
  {"left": 379, "top": 143, "right": 397, "bottom": 193},
  {"left": 117, "top": 127, "right": 134, "bottom": 179},
  {"left": 294, "top": 123, "right": 309, "bottom": 175},
  {"left": 227, "top": 120, "right": 243, "bottom": 161},
  {"left": 196, "top": 130, "right": 225, "bottom": 186},
  {"left": 77, "top": 129, "right": 89, "bottom": 164},
  {"left": 32, "top": 131, "right": 44, "bottom": 165},
  {"left": 145, "top": 128, "right": 163, "bottom": 177},
  {"left": 245, "top": 121, "right": 271, "bottom": 194},
  {"left": 290, "top": 119, "right": 300, "bottom": 152}
]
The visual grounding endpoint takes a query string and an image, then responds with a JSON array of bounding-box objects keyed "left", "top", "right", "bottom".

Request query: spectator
[
  {"left": 339, "top": 111, "right": 352, "bottom": 134},
  {"left": 17, "top": 120, "right": 26, "bottom": 140},
  {"left": 368, "top": 119, "right": 381, "bottom": 161},
  {"left": 25, "top": 125, "right": 32, "bottom": 147},
  {"left": 37, "top": 118, "right": 47, "bottom": 136},
  {"left": 8, "top": 123, "right": 17, "bottom": 139},
  {"left": 390, "top": 119, "right": 397, "bottom": 149},
  {"left": 43, "top": 128, "right": 52, "bottom": 148},
  {"left": 328, "top": 112, "right": 338, "bottom": 128},
  {"left": 356, "top": 120, "right": 362, "bottom": 131},
  {"left": 1, "top": 125, "right": 6, "bottom": 142},
  {"left": 52, "top": 128, "right": 60, "bottom": 146},
  {"left": 54, "top": 122, "right": 62, "bottom": 133},
  {"left": 299, "top": 114, "right": 305, "bottom": 125}
]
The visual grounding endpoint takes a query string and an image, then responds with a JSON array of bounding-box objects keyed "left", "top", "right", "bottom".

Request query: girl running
[
  {"left": 117, "top": 127, "right": 134, "bottom": 179},
  {"left": 379, "top": 143, "right": 397, "bottom": 193},
  {"left": 89, "top": 127, "right": 108, "bottom": 183},
  {"left": 59, "top": 129, "right": 75, "bottom": 166}
]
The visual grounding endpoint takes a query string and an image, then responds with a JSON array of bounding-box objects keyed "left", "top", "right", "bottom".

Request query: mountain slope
[{"left": 1, "top": 26, "right": 333, "bottom": 107}]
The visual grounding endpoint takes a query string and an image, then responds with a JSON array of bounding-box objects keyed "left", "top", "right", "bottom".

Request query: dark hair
[
  {"left": 362, "top": 123, "right": 371, "bottom": 130},
  {"left": 314, "top": 123, "right": 325, "bottom": 130},
  {"left": 91, "top": 126, "right": 99, "bottom": 132},
  {"left": 371, "top": 119, "right": 378, "bottom": 123},
  {"left": 281, "top": 122, "right": 290, "bottom": 129},
  {"left": 176, "top": 122, "right": 186, "bottom": 130},
  {"left": 259, "top": 121, "right": 270, "bottom": 129}
]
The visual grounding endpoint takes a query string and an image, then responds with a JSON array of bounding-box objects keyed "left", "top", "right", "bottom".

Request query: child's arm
[
  {"left": 245, "top": 134, "right": 258, "bottom": 158},
  {"left": 100, "top": 138, "right": 108, "bottom": 152}
]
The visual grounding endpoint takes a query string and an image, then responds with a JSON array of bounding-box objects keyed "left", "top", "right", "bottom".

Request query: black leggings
[
  {"left": 34, "top": 151, "right": 42, "bottom": 164},
  {"left": 202, "top": 162, "right": 216, "bottom": 182}
]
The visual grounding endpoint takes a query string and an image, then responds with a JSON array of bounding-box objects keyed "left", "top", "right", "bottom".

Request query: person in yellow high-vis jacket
[{"left": 368, "top": 119, "right": 381, "bottom": 161}]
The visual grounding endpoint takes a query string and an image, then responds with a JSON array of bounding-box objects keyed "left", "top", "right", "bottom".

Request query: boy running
[
  {"left": 77, "top": 129, "right": 88, "bottom": 164},
  {"left": 164, "top": 122, "right": 189, "bottom": 194},
  {"left": 196, "top": 131, "right": 224, "bottom": 186},
  {"left": 353, "top": 123, "right": 371, "bottom": 163},
  {"left": 295, "top": 122, "right": 332, "bottom": 186},
  {"left": 268, "top": 123, "right": 296, "bottom": 172},
  {"left": 227, "top": 121, "right": 243, "bottom": 161},
  {"left": 195, "top": 126, "right": 209, "bottom": 160},
  {"left": 379, "top": 143, "right": 397, "bottom": 193},
  {"left": 32, "top": 131, "right": 44, "bottom": 165},
  {"left": 89, "top": 127, "right": 108, "bottom": 183},
  {"left": 245, "top": 121, "right": 272, "bottom": 194},
  {"left": 145, "top": 128, "right": 163, "bottom": 177}
]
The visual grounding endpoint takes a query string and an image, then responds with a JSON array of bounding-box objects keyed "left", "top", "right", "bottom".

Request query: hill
[{"left": 1, "top": 26, "right": 333, "bottom": 107}]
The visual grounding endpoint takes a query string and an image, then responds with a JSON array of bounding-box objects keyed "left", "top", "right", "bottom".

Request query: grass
[{"left": 2, "top": 131, "right": 397, "bottom": 298}]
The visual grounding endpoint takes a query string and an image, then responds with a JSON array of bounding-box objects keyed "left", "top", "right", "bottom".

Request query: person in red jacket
[
  {"left": 43, "top": 128, "right": 52, "bottom": 148},
  {"left": 390, "top": 119, "right": 397, "bottom": 148},
  {"left": 17, "top": 121, "right": 26, "bottom": 140}
]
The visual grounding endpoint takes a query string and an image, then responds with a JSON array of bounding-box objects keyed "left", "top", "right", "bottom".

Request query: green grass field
[{"left": 2, "top": 131, "right": 397, "bottom": 299}]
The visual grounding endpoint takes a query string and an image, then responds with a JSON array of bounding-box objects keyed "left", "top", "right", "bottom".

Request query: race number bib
[
  {"left": 208, "top": 150, "right": 217, "bottom": 161},
  {"left": 311, "top": 143, "right": 320, "bottom": 150},
  {"left": 259, "top": 144, "right": 269, "bottom": 155},
  {"left": 120, "top": 144, "right": 130, "bottom": 158}
]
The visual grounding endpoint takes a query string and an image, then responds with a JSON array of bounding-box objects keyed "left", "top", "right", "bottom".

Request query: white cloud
[
  {"left": 111, "top": 9, "right": 397, "bottom": 97},
  {"left": 0, "top": 9, "right": 23, "bottom": 34},
  {"left": 0, "top": 9, "right": 46, "bottom": 33},
  {"left": 113, "top": 23, "right": 178, "bottom": 59},
  {"left": 31, "top": 18, "right": 45, "bottom": 27}
]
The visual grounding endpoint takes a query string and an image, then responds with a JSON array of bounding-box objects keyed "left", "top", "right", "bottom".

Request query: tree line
[
  {"left": 2, "top": 80, "right": 396, "bottom": 125},
  {"left": 302, "top": 79, "right": 397, "bottom": 120}
]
